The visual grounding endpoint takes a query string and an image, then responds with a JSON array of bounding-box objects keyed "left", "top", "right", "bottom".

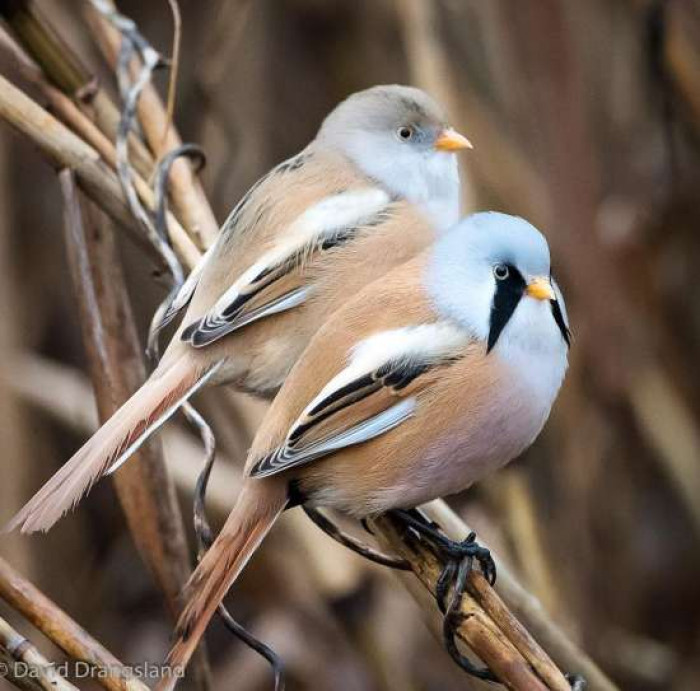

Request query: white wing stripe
[
  {"left": 208, "top": 188, "right": 391, "bottom": 321},
  {"left": 300, "top": 322, "right": 468, "bottom": 425}
]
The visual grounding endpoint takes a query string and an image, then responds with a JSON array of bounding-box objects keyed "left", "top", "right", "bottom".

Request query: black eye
[
  {"left": 493, "top": 264, "right": 510, "bottom": 281},
  {"left": 397, "top": 126, "right": 414, "bottom": 141}
]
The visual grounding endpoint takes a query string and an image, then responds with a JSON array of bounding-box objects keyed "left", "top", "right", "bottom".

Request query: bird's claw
[
  {"left": 442, "top": 555, "right": 499, "bottom": 682},
  {"left": 389, "top": 509, "right": 500, "bottom": 682},
  {"left": 441, "top": 531, "right": 497, "bottom": 586}
]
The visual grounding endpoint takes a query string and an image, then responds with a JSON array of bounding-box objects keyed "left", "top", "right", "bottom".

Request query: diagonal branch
[
  {"left": 371, "top": 513, "right": 570, "bottom": 691},
  {"left": 0, "top": 614, "right": 78, "bottom": 691},
  {"left": 0, "top": 557, "right": 148, "bottom": 691},
  {"left": 0, "top": 73, "right": 200, "bottom": 268}
]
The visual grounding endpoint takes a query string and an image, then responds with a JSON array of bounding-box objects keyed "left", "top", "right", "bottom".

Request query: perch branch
[
  {"left": 422, "top": 502, "right": 619, "bottom": 691},
  {"left": 0, "top": 73, "right": 199, "bottom": 268},
  {"left": 0, "top": 0, "right": 154, "bottom": 179},
  {"left": 0, "top": 557, "right": 148, "bottom": 691},
  {"left": 0, "top": 614, "right": 78, "bottom": 691},
  {"left": 370, "top": 513, "right": 568, "bottom": 691}
]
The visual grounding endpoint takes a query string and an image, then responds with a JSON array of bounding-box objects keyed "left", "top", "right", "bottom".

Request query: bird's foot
[
  {"left": 389, "top": 509, "right": 499, "bottom": 682},
  {"left": 440, "top": 555, "right": 500, "bottom": 681},
  {"left": 389, "top": 508, "right": 497, "bottom": 609}
]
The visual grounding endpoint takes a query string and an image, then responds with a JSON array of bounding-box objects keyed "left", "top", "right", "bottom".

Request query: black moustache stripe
[{"left": 487, "top": 267, "right": 526, "bottom": 353}]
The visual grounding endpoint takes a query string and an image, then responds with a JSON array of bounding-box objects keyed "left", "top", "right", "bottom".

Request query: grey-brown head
[{"left": 317, "top": 85, "right": 472, "bottom": 230}]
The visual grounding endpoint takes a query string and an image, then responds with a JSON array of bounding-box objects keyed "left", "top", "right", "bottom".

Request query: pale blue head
[{"left": 426, "top": 212, "right": 571, "bottom": 357}]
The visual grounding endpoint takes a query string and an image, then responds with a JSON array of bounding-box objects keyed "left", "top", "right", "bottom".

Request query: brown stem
[
  {"left": 58, "top": 169, "right": 210, "bottom": 690},
  {"left": 0, "top": 557, "right": 148, "bottom": 691},
  {"left": 423, "top": 501, "right": 619, "bottom": 691},
  {"left": 372, "top": 516, "right": 570, "bottom": 691},
  {"left": 0, "top": 614, "right": 78, "bottom": 691}
]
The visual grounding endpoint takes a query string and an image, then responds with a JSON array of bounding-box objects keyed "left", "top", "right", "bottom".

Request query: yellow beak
[
  {"left": 434, "top": 128, "right": 473, "bottom": 152},
  {"left": 526, "top": 277, "right": 555, "bottom": 301}
]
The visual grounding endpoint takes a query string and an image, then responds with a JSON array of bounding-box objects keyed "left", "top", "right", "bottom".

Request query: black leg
[
  {"left": 303, "top": 506, "right": 410, "bottom": 570},
  {"left": 442, "top": 556, "right": 499, "bottom": 682}
]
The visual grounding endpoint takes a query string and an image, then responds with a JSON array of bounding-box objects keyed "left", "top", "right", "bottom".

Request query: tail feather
[
  {"left": 157, "top": 481, "right": 286, "bottom": 691},
  {"left": 6, "top": 358, "right": 221, "bottom": 534}
]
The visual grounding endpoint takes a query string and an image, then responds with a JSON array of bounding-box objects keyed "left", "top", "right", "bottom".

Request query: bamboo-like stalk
[
  {"left": 0, "top": 614, "right": 78, "bottom": 691},
  {"left": 0, "top": 34, "right": 201, "bottom": 271},
  {"left": 423, "top": 502, "right": 619, "bottom": 691},
  {"left": 0, "top": 557, "right": 148, "bottom": 691},
  {"left": 58, "top": 169, "right": 186, "bottom": 615},
  {"left": 371, "top": 514, "right": 568, "bottom": 691},
  {"left": 0, "top": 73, "right": 200, "bottom": 268},
  {"left": 0, "top": 0, "right": 154, "bottom": 179}
]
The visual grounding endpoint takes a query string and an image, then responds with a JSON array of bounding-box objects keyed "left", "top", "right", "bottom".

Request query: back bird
[{"left": 7, "top": 85, "right": 471, "bottom": 534}]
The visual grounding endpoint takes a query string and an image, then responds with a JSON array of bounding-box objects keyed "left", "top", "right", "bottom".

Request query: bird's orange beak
[
  {"left": 526, "top": 277, "right": 555, "bottom": 301},
  {"left": 434, "top": 128, "right": 473, "bottom": 152}
]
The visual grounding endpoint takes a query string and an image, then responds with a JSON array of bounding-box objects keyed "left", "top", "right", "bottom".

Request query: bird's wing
[
  {"left": 159, "top": 243, "right": 218, "bottom": 329},
  {"left": 249, "top": 322, "right": 469, "bottom": 478},
  {"left": 181, "top": 176, "right": 396, "bottom": 347}
]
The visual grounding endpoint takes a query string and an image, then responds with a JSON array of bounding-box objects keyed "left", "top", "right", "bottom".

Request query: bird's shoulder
[
  {"left": 244, "top": 255, "right": 473, "bottom": 472},
  {"left": 217, "top": 145, "right": 378, "bottom": 247}
]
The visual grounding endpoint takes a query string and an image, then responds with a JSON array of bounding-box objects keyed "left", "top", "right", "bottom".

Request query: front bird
[
  {"left": 159, "top": 212, "right": 572, "bottom": 687},
  {"left": 7, "top": 85, "right": 472, "bottom": 534}
]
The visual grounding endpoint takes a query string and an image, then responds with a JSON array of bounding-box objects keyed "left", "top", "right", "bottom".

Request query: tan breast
[{"left": 294, "top": 343, "right": 553, "bottom": 517}]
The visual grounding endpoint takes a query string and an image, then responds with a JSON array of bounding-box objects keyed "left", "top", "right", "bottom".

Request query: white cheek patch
[{"left": 342, "top": 132, "right": 460, "bottom": 231}]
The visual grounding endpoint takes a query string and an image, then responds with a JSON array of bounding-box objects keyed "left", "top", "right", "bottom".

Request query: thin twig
[
  {"left": 0, "top": 615, "right": 78, "bottom": 691},
  {"left": 85, "top": 1, "right": 219, "bottom": 248},
  {"left": 163, "top": 0, "right": 182, "bottom": 149},
  {"left": 0, "top": 557, "right": 148, "bottom": 691}
]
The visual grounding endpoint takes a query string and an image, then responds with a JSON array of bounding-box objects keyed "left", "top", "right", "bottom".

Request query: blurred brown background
[{"left": 1, "top": 1, "right": 700, "bottom": 690}]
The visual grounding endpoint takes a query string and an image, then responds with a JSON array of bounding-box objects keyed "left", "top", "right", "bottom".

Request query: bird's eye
[
  {"left": 493, "top": 264, "right": 510, "bottom": 281},
  {"left": 397, "top": 126, "right": 414, "bottom": 141}
]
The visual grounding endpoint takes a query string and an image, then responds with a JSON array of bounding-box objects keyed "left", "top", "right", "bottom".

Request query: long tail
[
  {"left": 6, "top": 357, "right": 221, "bottom": 534},
  {"left": 158, "top": 480, "right": 287, "bottom": 691}
]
